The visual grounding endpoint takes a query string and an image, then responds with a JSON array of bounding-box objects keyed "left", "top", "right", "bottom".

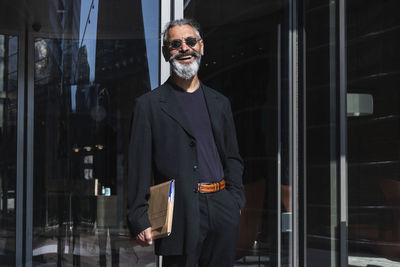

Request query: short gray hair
[{"left": 162, "top": 18, "right": 202, "bottom": 46}]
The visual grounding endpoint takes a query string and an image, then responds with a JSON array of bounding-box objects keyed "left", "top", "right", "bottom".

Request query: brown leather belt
[{"left": 197, "top": 179, "right": 226, "bottom": 193}]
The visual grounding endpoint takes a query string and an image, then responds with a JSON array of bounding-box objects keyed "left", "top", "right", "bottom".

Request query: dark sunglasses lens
[
  {"left": 185, "top": 37, "right": 198, "bottom": 47},
  {"left": 170, "top": 40, "right": 182, "bottom": 49}
]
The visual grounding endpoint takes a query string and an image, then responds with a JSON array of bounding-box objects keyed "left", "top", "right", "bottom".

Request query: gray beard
[{"left": 170, "top": 54, "right": 201, "bottom": 80}]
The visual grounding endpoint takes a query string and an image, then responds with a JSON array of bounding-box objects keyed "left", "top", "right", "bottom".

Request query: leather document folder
[{"left": 148, "top": 179, "right": 175, "bottom": 240}]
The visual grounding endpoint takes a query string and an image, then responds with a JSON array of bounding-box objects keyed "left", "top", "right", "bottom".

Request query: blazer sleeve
[
  {"left": 223, "top": 100, "right": 246, "bottom": 209},
  {"left": 127, "top": 98, "right": 152, "bottom": 236}
]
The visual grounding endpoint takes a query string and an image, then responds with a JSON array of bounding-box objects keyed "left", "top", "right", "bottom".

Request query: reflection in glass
[
  {"left": 0, "top": 34, "right": 18, "bottom": 266},
  {"left": 347, "top": 0, "right": 400, "bottom": 265},
  {"left": 305, "top": 1, "right": 339, "bottom": 266},
  {"left": 185, "top": 0, "right": 290, "bottom": 265},
  {"left": 142, "top": 0, "right": 160, "bottom": 89},
  {"left": 31, "top": 0, "right": 158, "bottom": 265}
]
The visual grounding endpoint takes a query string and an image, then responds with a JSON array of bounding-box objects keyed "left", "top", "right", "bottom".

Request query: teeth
[{"left": 179, "top": 56, "right": 192, "bottom": 60}]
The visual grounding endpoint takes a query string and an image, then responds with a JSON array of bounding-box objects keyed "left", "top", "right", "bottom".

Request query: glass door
[
  {"left": 346, "top": 1, "right": 400, "bottom": 266},
  {"left": 26, "top": 0, "right": 160, "bottom": 265},
  {"left": 305, "top": 1, "right": 400, "bottom": 266},
  {"left": 0, "top": 33, "right": 19, "bottom": 267},
  {"left": 185, "top": 0, "right": 292, "bottom": 266},
  {"left": 304, "top": 0, "right": 341, "bottom": 266}
]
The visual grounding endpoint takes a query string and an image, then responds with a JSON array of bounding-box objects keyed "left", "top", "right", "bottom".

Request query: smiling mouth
[
  {"left": 177, "top": 55, "right": 193, "bottom": 60},
  {"left": 170, "top": 51, "right": 200, "bottom": 63}
]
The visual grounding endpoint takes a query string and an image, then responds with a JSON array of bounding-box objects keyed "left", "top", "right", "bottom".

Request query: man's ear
[
  {"left": 200, "top": 40, "right": 204, "bottom": 56},
  {"left": 162, "top": 46, "right": 170, "bottom": 62}
]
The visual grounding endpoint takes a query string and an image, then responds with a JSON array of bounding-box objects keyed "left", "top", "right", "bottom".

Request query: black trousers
[{"left": 163, "top": 189, "right": 241, "bottom": 267}]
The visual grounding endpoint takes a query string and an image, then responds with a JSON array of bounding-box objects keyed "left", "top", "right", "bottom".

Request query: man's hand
[{"left": 136, "top": 227, "right": 153, "bottom": 246}]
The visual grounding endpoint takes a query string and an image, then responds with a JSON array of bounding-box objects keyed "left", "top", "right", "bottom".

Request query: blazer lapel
[{"left": 159, "top": 82, "right": 195, "bottom": 139}]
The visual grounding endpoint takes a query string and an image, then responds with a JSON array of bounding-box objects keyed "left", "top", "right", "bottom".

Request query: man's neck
[{"left": 171, "top": 73, "right": 200, "bottom": 93}]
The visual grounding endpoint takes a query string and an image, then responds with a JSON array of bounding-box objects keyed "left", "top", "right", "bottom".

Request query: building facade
[{"left": 0, "top": 0, "right": 399, "bottom": 266}]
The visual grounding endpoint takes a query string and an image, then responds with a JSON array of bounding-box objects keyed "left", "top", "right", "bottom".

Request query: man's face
[{"left": 163, "top": 25, "right": 204, "bottom": 80}]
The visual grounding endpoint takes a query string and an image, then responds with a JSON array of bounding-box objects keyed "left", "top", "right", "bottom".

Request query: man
[{"left": 127, "top": 18, "right": 245, "bottom": 267}]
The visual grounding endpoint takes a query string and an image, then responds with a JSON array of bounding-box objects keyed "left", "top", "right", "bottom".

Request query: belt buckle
[{"left": 198, "top": 183, "right": 209, "bottom": 194}]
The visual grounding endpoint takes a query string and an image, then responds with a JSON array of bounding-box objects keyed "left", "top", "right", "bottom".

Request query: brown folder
[{"left": 148, "top": 180, "right": 175, "bottom": 240}]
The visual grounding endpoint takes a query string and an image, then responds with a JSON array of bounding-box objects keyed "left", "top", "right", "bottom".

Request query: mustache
[{"left": 169, "top": 51, "right": 201, "bottom": 62}]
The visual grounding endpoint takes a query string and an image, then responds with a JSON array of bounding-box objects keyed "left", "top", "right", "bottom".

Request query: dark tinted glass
[
  {"left": 186, "top": 0, "right": 290, "bottom": 265},
  {"left": 0, "top": 34, "right": 18, "bottom": 266},
  {"left": 305, "top": 0, "right": 340, "bottom": 266},
  {"left": 347, "top": 0, "right": 400, "bottom": 265},
  {"left": 17, "top": 0, "right": 158, "bottom": 265}
]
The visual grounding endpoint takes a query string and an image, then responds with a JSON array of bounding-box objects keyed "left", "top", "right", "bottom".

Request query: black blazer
[{"left": 127, "top": 80, "right": 245, "bottom": 255}]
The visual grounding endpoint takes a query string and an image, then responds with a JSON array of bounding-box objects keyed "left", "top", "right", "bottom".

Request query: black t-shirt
[{"left": 172, "top": 83, "right": 224, "bottom": 183}]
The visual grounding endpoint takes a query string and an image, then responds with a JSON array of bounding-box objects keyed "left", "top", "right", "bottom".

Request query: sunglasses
[{"left": 165, "top": 37, "right": 201, "bottom": 50}]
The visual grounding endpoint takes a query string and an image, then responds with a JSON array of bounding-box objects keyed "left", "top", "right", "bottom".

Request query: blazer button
[
  {"left": 193, "top": 165, "right": 198, "bottom": 171},
  {"left": 190, "top": 141, "right": 196, "bottom": 147}
]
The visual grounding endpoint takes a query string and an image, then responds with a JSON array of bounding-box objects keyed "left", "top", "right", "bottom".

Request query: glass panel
[
  {"left": 31, "top": 0, "right": 159, "bottom": 265},
  {"left": 305, "top": 0, "right": 340, "bottom": 266},
  {"left": 0, "top": 34, "right": 18, "bottom": 266},
  {"left": 185, "top": 0, "right": 290, "bottom": 266},
  {"left": 347, "top": 0, "right": 400, "bottom": 265}
]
